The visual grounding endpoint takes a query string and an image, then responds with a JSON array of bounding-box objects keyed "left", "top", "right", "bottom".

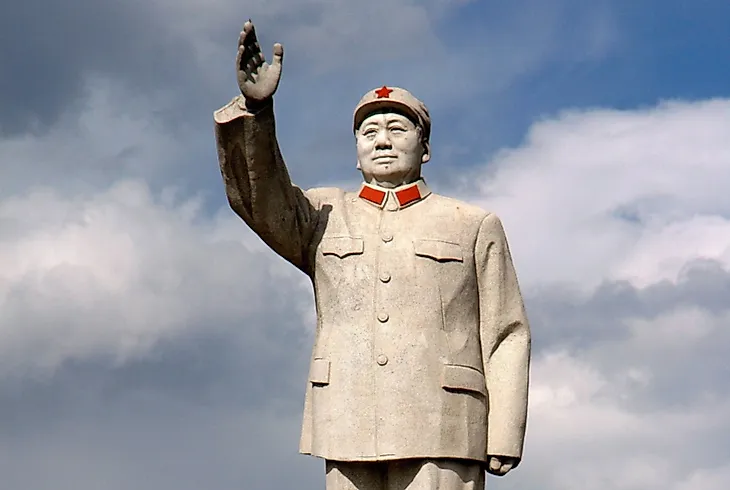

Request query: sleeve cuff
[{"left": 213, "top": 95, "right": 273, "bottom": 124}]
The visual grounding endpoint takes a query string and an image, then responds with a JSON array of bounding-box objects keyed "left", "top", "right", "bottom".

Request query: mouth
[{"left": 373, "top": 155, "right": 397, "bottom": 162}]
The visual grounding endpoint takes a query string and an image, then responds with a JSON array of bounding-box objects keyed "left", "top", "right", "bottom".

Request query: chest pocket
[
  {"left": 319, "top": 236, "right": 364, "bottom": 258},
  {"left": 413, "top": 239, "right": 463, "bottom": 263}
]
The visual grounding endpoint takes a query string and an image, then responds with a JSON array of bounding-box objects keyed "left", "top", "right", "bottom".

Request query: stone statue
[{"left": 214, "top": 20, "right": 531, "bottom": 490}]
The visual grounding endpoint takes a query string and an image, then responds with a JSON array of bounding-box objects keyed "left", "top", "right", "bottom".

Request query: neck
[{"left": 368, "top": 176, "right": 421, "bottom": 189}]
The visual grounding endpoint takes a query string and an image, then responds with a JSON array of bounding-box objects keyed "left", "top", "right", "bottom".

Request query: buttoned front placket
[
  {"left": 353, "top": 181, "right": 432, "bottom": 457},
  {"left": 371, "top": 191, "right": 401, "bottom": 457}
]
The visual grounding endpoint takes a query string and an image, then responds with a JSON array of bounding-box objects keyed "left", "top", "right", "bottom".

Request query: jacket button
[
  {"left": 377, "top": 312, "right": 389, "bottom": 322},
  {"left": 379, "top": 272, "right": 391, "bottom": 283},
  {"left": 376, "top": 354, "right": 388, "bottom": 366},
  {"left": 382, "top": 233, "right": 393, "bottom": 242}
]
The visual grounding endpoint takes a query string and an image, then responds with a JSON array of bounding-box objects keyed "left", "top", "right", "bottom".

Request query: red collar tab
[
  {"left": 358, "top": 185, "right": 387, "bottom": 205},
  {"left": 358, "top": 181, "right": 430, "bottom": 209},
  {"left": 394, "top": 184, "right": 421, "bottom": 207}
]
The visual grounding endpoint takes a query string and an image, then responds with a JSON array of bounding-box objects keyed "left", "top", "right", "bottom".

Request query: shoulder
[
  {"left": 426, "top": 193, "right": 493, "bottom": 224},
  {"left": 301, "top": 186, "right": 349, "bottom": 207}
]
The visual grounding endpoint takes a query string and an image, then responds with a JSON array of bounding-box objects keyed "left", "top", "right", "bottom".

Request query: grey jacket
[{"left": 214, "top": 96, "right": 531, "bottom": 464}]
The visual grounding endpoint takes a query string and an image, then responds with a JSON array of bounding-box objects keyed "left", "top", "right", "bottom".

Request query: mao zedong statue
[{"left": 214, "top": 20, "right": 531, "bottom": 490}]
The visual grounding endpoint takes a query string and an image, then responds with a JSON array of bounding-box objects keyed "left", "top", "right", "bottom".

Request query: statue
[{"left": 214, "top": 20, "right": 531, "bottom": 490}]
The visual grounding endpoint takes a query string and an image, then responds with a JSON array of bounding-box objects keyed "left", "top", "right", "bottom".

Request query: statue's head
[{"left": 353, "top": 86, "right": 431, "bottom": 188}]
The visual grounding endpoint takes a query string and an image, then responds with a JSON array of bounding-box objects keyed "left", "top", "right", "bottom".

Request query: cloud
[
  {"left": 4, "top": 92, "right": 730, "bottom": 489},
  {"left": 0, "top": 167, "right": 323, "bottom": 489},
  {"left": 0, "top": 357, "right": 323, "bottom": 490},
  {"left": 1, "top": 79, "right": 180, "bottom": 194},
  {"left": 0, "top": 177, "right": 314, "bottom": 376},
  {"left": 2, "top": 3, "right": 727, "bottom": 489},
  {"left": 1, "top": 0, "right": 622, "bottom": 194},
  {"left": 504, "top": 267, "right": 730, "bottom": 490},
  {"left": 458, "top": 98, "right": 730, "bottom": 291},
  {"left": 447, "top": 97, "right": 730, "bottom": 490},
  {"left": 0, "top": 0, "right": 203, "bottom": 135},
  {"left": 0, "top": 0, "right": 448, "bottom": 136}
]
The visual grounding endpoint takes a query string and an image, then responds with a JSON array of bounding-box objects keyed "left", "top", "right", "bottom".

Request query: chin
[{"left": 371, "top": 172, "right": 402, "bottom": 183}]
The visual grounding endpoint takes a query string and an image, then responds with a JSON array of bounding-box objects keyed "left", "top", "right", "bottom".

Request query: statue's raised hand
[{"left": 236, "top": 20, "right": 283, "bottom": 105}]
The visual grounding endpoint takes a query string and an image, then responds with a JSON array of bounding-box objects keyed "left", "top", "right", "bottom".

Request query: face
[{"left": 356, "top": 110, "right": 430, "bottom": 188}]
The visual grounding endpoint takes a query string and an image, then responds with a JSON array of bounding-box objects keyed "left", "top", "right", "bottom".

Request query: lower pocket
[
  {"left": 440, "top": 364, "right": 486, "bottom": 396},
  {"left": 309, "top": 358, "right": 331, "bottom": 386}
]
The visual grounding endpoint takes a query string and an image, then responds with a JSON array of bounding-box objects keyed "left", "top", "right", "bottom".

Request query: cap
[{"left": 353, "top": 86, "right": 431, "bottom": 142}]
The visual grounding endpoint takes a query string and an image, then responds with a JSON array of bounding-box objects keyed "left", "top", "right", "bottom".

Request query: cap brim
[{"left": 353, "top": 100, "right": 422, "bottom": 132}]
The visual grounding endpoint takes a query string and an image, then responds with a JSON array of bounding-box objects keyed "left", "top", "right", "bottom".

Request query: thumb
[{"left": 272, "top": 43, "right": 284, "bottom": 67}]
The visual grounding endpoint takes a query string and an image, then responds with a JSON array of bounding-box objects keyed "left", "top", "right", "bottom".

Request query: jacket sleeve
[
  {"left": 475, "top": 212, "right": 531, "bottom": 462},
  {"left": 214, "top": 95, "right": 320, "bottom": 274}
]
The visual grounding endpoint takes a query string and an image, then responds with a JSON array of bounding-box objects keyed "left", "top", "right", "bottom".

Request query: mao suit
[{"left": 213, "top": 96, "right": 531, "bottom": 485}]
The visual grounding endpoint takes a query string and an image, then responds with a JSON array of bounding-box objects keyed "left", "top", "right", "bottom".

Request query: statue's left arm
[{"left": 475, "top": 212, "right": 531, "bottom": 473}]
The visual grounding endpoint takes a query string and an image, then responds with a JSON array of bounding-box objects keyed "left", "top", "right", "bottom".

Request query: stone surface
[{"left": 213, "top": 20, "right": 531, "bottom": 490}]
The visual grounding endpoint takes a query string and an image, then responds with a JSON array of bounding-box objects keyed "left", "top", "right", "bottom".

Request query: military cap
[{"left": 353, "top": 86, "right": 431, "bottom": 142}]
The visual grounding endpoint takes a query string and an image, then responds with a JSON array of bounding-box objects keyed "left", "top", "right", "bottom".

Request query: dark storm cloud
[
  {"left": 529, "top": 259, "right": 730, "bottom": 347},
  {"left": 528, "top": 259, "right": 730, "bottom": 411},
  {"left": 0, "top": 322, "right": 312, "bottom": 440},
  {"left": 0, "top": 0, "right": 196, "bottom": 136},
  {"left": 0, "top": 285, "right": 321, "bottom": 490},
  {"left": 0, "top": 178, "right": 324, "bottom": 489}
]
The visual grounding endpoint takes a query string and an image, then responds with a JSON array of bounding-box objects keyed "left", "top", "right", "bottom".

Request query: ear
[
  {"left": 355, "top": 132, "right": 362, "bottom": 169},
  {"left": 421, "top": 141, "right": 431, "bottom": 164}
]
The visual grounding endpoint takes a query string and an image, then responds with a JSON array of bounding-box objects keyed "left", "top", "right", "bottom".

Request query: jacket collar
[{"left": 357, "top": 179, "right": 432, "bottom": 210}]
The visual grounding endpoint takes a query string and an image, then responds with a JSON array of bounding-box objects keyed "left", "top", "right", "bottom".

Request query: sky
[{"left": 1, "top": 0, "right": 730, "bottom": 488}]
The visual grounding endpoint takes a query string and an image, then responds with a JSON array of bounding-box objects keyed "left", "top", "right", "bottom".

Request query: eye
[
  {"left": 388, "top": 126, "right": 406, "bottom": 134},
  {"left": 362, "top": 128, "right": 378, "bottom": 137}
]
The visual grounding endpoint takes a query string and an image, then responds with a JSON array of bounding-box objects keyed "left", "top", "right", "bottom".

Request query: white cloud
[
  {"left": 2, "top": 88, "right": 721, "bottom": 490},
  {"left": 461, "top": 98, "right": 730, "bottom": 291},
  {"left": 457, "top": 98, "right": 730, "bottom": 490},
  {"left": 0, "top": 178, "right": 308, "bottom": 375},
  {"left": 517, "top": 338, "right": 730, "bottom": 490},
  {"left": 2, "top": 5, "right": 725, "bottom": 489}
]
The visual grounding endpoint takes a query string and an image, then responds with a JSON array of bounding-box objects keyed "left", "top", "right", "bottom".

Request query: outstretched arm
[{"left": 214, "top": 21, "right": 320, "bottom": 273}]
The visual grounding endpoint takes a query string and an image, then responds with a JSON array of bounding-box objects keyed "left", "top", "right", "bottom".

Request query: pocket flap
[
  {"left": 414, "top": 239, "right": 463, "bottom": 262},
  {"left": 441, "top": 365, "right": 486, "bottom": 395},
  {"left": 309, "top": 358, "right": 331, "bottom": 385},
  {"left": 320, "top": 236, "right": 364, "bottom": 259}
]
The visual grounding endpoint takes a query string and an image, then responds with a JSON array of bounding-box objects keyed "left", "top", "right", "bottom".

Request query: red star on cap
[{"left": 375, "top": 86, "right": 393, "bottom": 98}]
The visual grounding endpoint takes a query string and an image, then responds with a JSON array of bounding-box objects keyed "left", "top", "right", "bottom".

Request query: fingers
[
  {"left": 236, "top": 18, "right": 283, "bottom": 98},
  {"left": 243, "top": 19, "right": 257, "bottom": 43},
  {"left": 486, "top": 456, "right": 513, "bottom": 476},
  {"left": 240, "top": 21, "right": 261, "bottom": 57},
  {"left": 499, "top": 462, "right": 514, "bottom": 475},
  {"left": 238, "top": 21, "right": 265, "bottom": 82},
  {"left": 239, "top": 44, "right": 264, "bottom": 74},
  {"left": 272, "top": 43, "right": 284, "bottom": 66},
  {"left": 239, "top": 20, "right": 258, "bottom": 55},
  {"left": 239, "top": 21, "right": 261, "bottom": 53}
]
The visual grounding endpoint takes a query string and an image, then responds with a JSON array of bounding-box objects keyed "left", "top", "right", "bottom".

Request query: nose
[{"left": 374, "top": 129, "right": 391, "bottom": 149}]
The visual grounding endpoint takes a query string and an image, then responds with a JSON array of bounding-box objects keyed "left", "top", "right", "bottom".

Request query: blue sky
[{"left": 1, "top": 1, "right": 730, "bottom": 489}]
